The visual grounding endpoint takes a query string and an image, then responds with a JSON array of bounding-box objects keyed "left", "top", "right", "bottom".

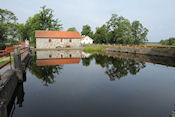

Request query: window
[
  {"left": 61, "top": 38, "right": 63, "bottom": 42},
  {"left": 69, "top": 39, "right": 72, "bottom": 43},
  {"left": 61, "top": 54, "right": 63, "bottom": 58},
  {"left": 49, "top": 54, "right": 52, "bottom": 58},
  {"left": 49, "top": 39, "right": 51, "bottom": 42},
  {"left": 69, "top": 54, "right": 72, "bottom": 58}
]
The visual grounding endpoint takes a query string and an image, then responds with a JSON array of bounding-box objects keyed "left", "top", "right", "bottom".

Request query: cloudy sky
[{"left": 0, "top": 0, "right": 175, "bottom": 42}]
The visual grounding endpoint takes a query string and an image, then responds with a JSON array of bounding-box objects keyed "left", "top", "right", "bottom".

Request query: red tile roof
[
  {"left": 36, "top": 58, "right": 81, "bottom": 66},
  {"left": 35, "top": 30, "right": 82, "bottom": 39},
  {"left": 21, "top": 42, "right": 25, "bottom": 45}
]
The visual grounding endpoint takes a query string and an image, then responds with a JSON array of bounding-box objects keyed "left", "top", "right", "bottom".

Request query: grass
[
  {"left": 0, "top": 57, "right": 6, "bottom": 61},
  {"left": 0, "top": 56, "right": 14, "bottom": 67},
  {"left": 83, "top": 46, "right": 107, "bottom": 53}
]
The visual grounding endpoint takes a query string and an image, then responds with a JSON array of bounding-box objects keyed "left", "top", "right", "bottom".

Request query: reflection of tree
[
  {"left": 16, "top": 83, "right": 25, "bottom": 107},
  {"left": 81, "top": 54, "right": 146, "bottom": 81},
  {"left": 81, "top": 55, "right": 94, "bottom": 66},
  {"left": 105, "top": 59, "right": 145, "bottom": 80},
  {"left": 28, "top": 56, "right": 63, "bottom": 86}
]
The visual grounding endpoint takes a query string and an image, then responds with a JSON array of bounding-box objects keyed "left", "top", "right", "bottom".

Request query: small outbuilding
[{"left": 81, "top": 36, "right": 93, "bottom": 45}]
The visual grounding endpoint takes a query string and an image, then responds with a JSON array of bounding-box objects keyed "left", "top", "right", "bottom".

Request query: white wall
[{"left": 81, "top": 36, "right": 93, "bottom": 44}]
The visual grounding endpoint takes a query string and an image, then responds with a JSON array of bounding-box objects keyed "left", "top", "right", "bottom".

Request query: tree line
[
  {"left": 160, "top": 37, "right": 175, "bottom": 46},
  {"left": 81, "top": 14, "right": 149, "bottom": 45},
  {"left": 0, "top": 6, "right": 62, "bottom": 49},
  {"left": 1, "top": 6, "right": 149, "bottom": 49}
]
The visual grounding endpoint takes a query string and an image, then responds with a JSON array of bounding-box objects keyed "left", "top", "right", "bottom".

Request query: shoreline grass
[{"left": 83, "top": 46, "right": 107, "bottom": 52}]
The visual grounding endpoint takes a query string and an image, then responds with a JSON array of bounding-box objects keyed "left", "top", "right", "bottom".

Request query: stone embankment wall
[
  {"left": 0, "top": 47, "right": 31, "bottom": 117},
  {"left": 105, "top": 46, "right": 175, "bottom": 58}
]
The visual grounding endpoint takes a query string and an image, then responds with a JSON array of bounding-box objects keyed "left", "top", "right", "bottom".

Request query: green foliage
[
  {"left": 16, "top": 23, "right": 28, "bottom": 42},
  {"left": 67, "top": 27, "right": 77, "bottom": 31},
  {"left": 83, "top": 46, "right": 107, "bottom": 52},
  {"left": 0, "top": 8, "right": 18, "bottom": 44},
  {"left": 10, "top": 39, "right": 20, "bottom": 45},
  {"left": 0, "top": 43, "right": 6, "bottom": 50},
  {"left": 0, "top": 23, "right": 7, "bottom": 43},
  {"left": 81, "top": 25, "right": 94, "bottom": 38},
  {"left": 107, "top": 14, "right": 132, "bottom": 44},
  {"left": 160, "top": 37, "right": 175, "bottom": 46},
  {"left": 93, "top": 14, "right": 148, "bottom": 45},
  {"left": 25, "top": 5, "right": 62, "bottom": 45},
  {"left": 94, "top": 25, "right": 108, "bottom": 44},
  {"left": 131, "top": 21, "right": 148, "bottom": 44}
]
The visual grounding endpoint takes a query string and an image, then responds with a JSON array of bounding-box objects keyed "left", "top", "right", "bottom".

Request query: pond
[{"left": 11, "top": 50, "right": 175, "bottom": 117}]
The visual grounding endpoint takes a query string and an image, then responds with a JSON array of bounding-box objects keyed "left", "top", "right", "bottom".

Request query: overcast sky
[{"left": 0, "top": 0, "right": 175, "bottom": 42}]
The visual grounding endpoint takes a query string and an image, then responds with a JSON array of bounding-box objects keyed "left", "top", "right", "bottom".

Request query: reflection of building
[
  {"left": 36, "top": 50, "right": 82, "bottom": 66},
  {"left": 81, "top": 52, "right": 92, "bottom": 58},
  {"left": 35, "top": 31, "right": 82, "bottom": 49}
]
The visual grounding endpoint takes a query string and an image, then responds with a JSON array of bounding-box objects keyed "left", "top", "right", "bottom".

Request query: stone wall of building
[{"left": 36, "top": 38, "right": 81, "bottom": 49}]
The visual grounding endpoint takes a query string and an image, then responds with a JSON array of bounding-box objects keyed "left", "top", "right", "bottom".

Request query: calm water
[{"left": 11, "top": 51, "right": 175, "bottom": 117}]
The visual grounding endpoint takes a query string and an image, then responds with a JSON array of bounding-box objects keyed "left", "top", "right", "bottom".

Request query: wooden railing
[
  {"left": 0, "top": 46, "right": 28, "bottom": 81},
  {"left": 0, "top": 52, "right": 12, "bottom": 81}
]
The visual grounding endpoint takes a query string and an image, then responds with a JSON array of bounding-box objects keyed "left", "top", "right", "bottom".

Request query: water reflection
[
  {"left": 29, "top": 50, "right": 146, "bottom": 83},
  {"left": 29, "top": 50, "right": 84, "bottom": 86},
  {"left": 82, "top": 54, "right": 146, "bottom": 80},
  {"left": 10, "top": 51, "right": 175, "bottom": 117},
  {"left": 5, "top": 82, "right": 25, "bottom": 117},
  {"left": 16, "top": 83, "right": 24, "bottom": 107},
  {"left": 28, "top": 55, "right": 63, "bottom": 86},
  {"left": 36, "top": 50, "right": 82, "bottom": 66}
]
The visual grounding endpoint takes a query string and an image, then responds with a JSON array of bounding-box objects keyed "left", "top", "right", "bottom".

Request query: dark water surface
[{"left": 12, "top": 52, "right": 175, "bottom": 117}]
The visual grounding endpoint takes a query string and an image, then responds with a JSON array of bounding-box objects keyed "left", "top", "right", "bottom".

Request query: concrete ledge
[
  {"left": 0, "top": 69, "right": 18, "bottom": 105},
  {"left": 0, "top": 70, "right": 16, "bottom": 89}
]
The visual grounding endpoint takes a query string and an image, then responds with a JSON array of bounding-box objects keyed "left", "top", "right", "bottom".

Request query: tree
[
  {"left": 94, "top": 25, "right": 108, "bottom": 43},
  {"left": 93, "top": 14, "right": 149, "bottom": 45},
  {"left": 16, "top": 23, "right": 28, "bottom": 42},
  {"left": 131, "top": 21, "right": 148, "bottom": 44},
  {"left": 0, "top": 9, "right": 17, "bottom": 24},
  {"left": 0, "top": 23, "right": 7, "bottom": 43},
  {"left": 39, "top": 6, "right": 62, "bottom": 30},
  {"left": 81, "top": 25, "right": 94, "bottom": 38},
  {"left": 0, "top": 23, "right": 7, "bottom": 49},
  {"left": 106, "top": 14, "right": 132, "bottom": 44},
  {"left": 25, "top": 6, "right": 62, "bottom": 44},
  {"left": 160, "top": 37, "right": 175, "bottom": 45},
  {"left": 0, "top": 8, "right": 18, "bottom": 43},
  {"left": 67, "top": 27, "right": 77, "bottom": 31}
]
